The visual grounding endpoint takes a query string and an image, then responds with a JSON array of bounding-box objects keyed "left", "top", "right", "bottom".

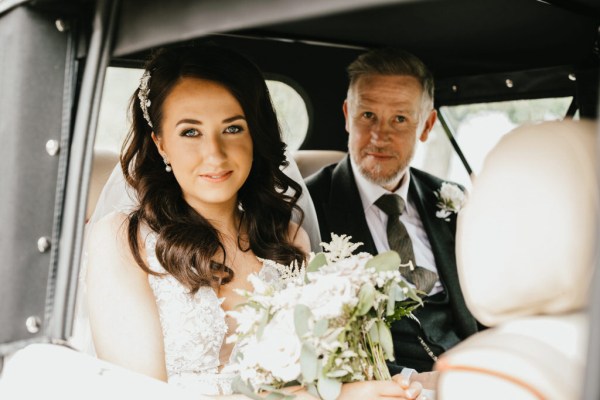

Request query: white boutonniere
[{"left": 434, "top": 182, "right": 465, "bottom": 221}]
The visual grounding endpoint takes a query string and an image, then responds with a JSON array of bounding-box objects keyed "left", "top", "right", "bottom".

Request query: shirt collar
[{"left": 350, "top": 157, "right": 411, "bottom": 213}]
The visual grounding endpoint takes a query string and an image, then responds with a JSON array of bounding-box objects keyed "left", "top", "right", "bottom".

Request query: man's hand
[
  {"left": 409, "top": 371, "right": 439, "bottom": 390},
  {"left": 392, "top": 371, "right": 438, "bottom": 399},
  {"left": 336, "top": 380, "right": 423, "bottom": 399}
]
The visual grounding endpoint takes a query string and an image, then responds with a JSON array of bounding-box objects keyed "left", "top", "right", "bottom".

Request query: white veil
[{"left": 70, "top": 151, "right": 321, "bottom": 353}]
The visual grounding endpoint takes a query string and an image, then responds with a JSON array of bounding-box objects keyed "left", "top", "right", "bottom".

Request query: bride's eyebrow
[
  {"left": 174, "top": 116, "right": 245, "bottom": 126},
  {"left": 175, "top": 118, "right": 201, "bottom": 127},
  {"left": 222, "top": 115, "right": 246, "bottom": 123}
]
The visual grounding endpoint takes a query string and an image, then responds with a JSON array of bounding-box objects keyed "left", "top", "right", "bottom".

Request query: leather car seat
[
  {"left": 292, "top": 149, "right": 346, "bottom": 178},
  {"left": 435, "top": 120, "right": 598, "bottom": 400}
]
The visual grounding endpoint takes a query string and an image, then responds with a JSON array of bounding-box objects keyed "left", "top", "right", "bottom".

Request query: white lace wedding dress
[
  {"left": 72, "top": 152, "right": 313, "bottom": 394},
  {"left": 144, "top": 232, "right": 283, "bottom": 395}
]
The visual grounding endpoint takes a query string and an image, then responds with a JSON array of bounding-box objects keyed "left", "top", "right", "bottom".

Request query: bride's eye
[
  {"left": 181, "top": 128, "right": 200, "bottom": 137},
  {"left": 224, "top": 125, "right": 244, "bottom": 134}
]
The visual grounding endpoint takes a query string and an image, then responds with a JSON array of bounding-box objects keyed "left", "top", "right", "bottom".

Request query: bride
[{"left": 85, "top": 45, "right": 420, "bottom": 399}]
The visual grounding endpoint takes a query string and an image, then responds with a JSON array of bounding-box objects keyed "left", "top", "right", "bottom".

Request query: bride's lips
[{"left": 199, "top": 170, "right": 233, "bottom": 183}]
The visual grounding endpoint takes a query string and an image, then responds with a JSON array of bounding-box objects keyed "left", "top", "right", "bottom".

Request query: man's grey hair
[{"left": 347, "top": 48, "right": 434, "bottom": 111}]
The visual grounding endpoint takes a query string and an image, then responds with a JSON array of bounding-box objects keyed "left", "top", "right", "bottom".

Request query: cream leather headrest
[{"left": 456, "top": 120, "right": 598, "bottom": 327}]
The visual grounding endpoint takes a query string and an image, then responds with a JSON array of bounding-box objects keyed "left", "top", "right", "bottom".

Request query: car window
[
  {"left": 412, "top": 97, "right": 574, "bottom": 190},
  {"left": 95, "top": 67, "right": 309, "bottom": 153},
  {"left": 95, "top": 67, "right": 143, "bottom": 152},
  {"left": 266, "top": 80, "right": 309, "bottom": 151}
]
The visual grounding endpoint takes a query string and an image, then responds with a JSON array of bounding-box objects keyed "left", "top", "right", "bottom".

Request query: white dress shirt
[{"left": 350, "top": 158, "right": 442, "bottom": 295}]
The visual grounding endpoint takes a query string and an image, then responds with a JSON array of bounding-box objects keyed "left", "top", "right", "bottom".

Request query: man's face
[{"left": 344, "top": 74, "right": 436, "bottom": 191}]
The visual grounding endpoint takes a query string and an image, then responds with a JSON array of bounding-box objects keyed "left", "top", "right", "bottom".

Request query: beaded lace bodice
[{"left": 144, "top": 233, "right": 282, "bottom": 395}]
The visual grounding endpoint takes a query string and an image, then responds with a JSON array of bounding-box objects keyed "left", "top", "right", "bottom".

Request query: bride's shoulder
[
  {"left": 86, "top": 211, "right": 148, "bottom": 281},
  {"left": 88, "top": 211, "right": 130, "bottom": 241},
  {"left": 287, "top": 221, "right": 311, "bottom": 254},
  {"left": 87, "top": 211, "right": 139, "bottom": 265}
]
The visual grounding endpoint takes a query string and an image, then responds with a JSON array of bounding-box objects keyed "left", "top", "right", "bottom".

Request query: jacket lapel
[
  {"left": 409, "top": 170, "right": 458, "bottom": 291},
  {"left": 409, "top": 169, "right": 478, "bottom": 336},
  {"left": 326, "top": 156, "right": 377, "bottom": 255}
]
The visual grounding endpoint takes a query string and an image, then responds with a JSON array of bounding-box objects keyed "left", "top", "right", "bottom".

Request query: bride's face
[{"left": 152, "top": 77, "right": 253, "bottom": 214}]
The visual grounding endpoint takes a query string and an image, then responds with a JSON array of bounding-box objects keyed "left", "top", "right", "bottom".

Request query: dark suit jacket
[{"left": 306, "top": 155, "right": 479, "bottom": 370}]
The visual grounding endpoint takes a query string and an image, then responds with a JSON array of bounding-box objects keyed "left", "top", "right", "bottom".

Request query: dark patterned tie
[{"left": 375, "top": 194, "right": 438, "bottom": 294}]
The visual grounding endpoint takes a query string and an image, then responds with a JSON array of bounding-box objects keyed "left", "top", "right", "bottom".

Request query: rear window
[
  {"left": 95, "top": 67, "right": 309, "bottom": 153},
  {"left": 412, "top": 97, "right": 574, "bottom": 190}
]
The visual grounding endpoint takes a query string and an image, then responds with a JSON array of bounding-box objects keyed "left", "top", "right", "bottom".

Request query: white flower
[
  {"left": 228, "top": 234, "right": 424, "bottom": 396},
  {"left": 255, "top": 312, "right": 302, "bottom": 382},
  {"left": 268, "top": 259, "right": 306, "bottom": 285},
  {"left": 269, "top": 284, "right": 302, "bottom": 313},
  {"left": 247, "top": 273, "right": 272, "bottom": 295},
  {"left": 299, "top": 274, "right": 358, "bottom": 320},
  {"left": 320, "top": 233, "right": 363, "bottom": 262},
  {"left": 226, "top": 307, "right": 264, "bottom": 337},
  {"left": 434, "top": 182, "right": 465, "bottom": 221}
]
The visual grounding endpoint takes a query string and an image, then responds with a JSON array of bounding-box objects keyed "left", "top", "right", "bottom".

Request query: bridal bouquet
[{"left": 227, "top": 234, "right": 423, "bottom": 400}]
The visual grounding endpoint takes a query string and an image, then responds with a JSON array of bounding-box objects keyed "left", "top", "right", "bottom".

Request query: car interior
[{"left": 1, "top": 0, "right": 599, "bottom": 398}]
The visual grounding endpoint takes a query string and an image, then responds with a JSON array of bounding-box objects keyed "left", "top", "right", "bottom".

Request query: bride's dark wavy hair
[{"left": 122, "top": 45, "right": 305, "bottom": 292}]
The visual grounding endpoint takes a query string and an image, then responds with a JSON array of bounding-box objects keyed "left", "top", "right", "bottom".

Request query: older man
[{"left": 306, "top": 48, "right": 480, "bottom": 390}]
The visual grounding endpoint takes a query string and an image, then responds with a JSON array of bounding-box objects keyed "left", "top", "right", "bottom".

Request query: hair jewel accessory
[{"left": 138, "top": 70, "right": 153, "bottom": 128}]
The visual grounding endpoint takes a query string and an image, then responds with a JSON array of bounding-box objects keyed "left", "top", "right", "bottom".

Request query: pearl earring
[{"left": 163, "top": 158, "right": 172, "bottom": 172}]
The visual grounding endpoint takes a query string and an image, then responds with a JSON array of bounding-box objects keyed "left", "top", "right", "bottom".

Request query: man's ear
[
  {"left": 343, "top": 99, "right": 350, "bottom": 134},
  {"left": 419, "top": 109, "right": 437, "bottom": 142},
  {"left": 151, "top": 132, "right": 165, "bottom": 156}
]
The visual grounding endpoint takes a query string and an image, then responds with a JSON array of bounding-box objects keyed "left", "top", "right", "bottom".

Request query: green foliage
[
  {"left": 307, "top": 253, "right": 327, "bottom": 273},
  {"left": 232, "top": 376, "right": 267, "bottom": 400},
  {"left": 313, "top": 319, "right": 329, "bottom": 336},
  {"left": 365, "top": 250, "right": 400, "bottom": 271},
  {"left": 378, "top": 321, "right": 394, "bottom": 361},
  {"left": 317, "top": 368, "right": 342, "bottom": 400},
  {"left": 386, "top": 300, "right": 422, "bottom": 325},
  {"left": 357, "top": 283, "right": 376, "bottom": 315},
  {"left": 294, "top": 304, "right": 312, "bottom": 337},
  {"left": 300, "top": 343, "right": 319, "bottom": 382}
]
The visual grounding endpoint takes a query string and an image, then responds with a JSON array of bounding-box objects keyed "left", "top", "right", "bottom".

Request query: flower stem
[{"left": 365, "top": 331, "right": 392, "bottom": 381}]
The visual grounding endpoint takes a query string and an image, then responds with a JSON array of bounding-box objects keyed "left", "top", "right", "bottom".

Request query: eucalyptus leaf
[
  {"left": 357, "top": 283, "right": 376, "bottom": 315},
  {"left": 369, "top": 321, "right": 379, "bottom": 343},
  {"left": 391, "top": 282, "right": 405, "bottom": 301},
  {"left": 378, "top": 321, "right": 395, "bottom": 361},
  {"left": 259, "top": 385, "right": 296, "bottom": 399},
  {"left": 386, "top": 289, "right": 396, "bottom": 316},
  {"left": 326, "top": 369, "right": 350, "bottom": 378},
  {"left": 365, "top": 250, "right": 400, "bottom": 272},
  {"left": 399, "top": 280, "right": 424, "bottom": 304},
  {"left": 307, "top": 252, "right": 328, "bottom": 272},
  {"left": 265, "top": 393, "right": 286, "bottom": 400},
  {"left": 306, "top": 384, "right": 320, "bottom": 398},
  {"left": 313, "top": 318, "right": 329, "bottom": 336},
  {"left": 317, "top": 375, "right": 342, "bottom": 400},
  {"left": 295, "top": 304, "right": 312, "bottom": 337},
  {"left": 232, "top": 376, "right": 263, "bottom": 400},
  {"left": 300, "top": 343, "right": 319, "bottom": 382},
  {"left": 260, "top": 384, "right": 278, "bottom": 391}
]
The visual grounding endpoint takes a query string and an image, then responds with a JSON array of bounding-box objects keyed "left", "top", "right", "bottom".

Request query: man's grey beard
[{"left": 351, "top": 151, "right": 409, "bottom": 188}]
